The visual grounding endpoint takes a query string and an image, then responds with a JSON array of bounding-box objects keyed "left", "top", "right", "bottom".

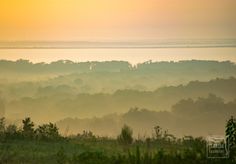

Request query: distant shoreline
[
  {"left": 1, "top": 45, "right": 236, "bottom": 49},
  {"left": 1, "top": 39, "right": 236, "bottom": 49}
]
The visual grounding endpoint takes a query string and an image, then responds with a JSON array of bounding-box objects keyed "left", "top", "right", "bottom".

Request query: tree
[
  {"left": 22, "top": 117, "right": 34, "bottom": 137},
  {"left": 153, "top": 125, "right": 162, "bottom": 140},
  {"left": 77, "top": 130, "right": 96, "bottom": 140},
  {"left": 226, "top": 116, "right": 236, "bottom": 159},
  {"left": 0, "top": 117, "right": 5, "bottom": 133},
  {"left": 35, "top": 123, "right": 59, "bottom": 140},
  {"left": 117, "top": 124, "right": 133, "bottom": 145},
  {"left": 0, "top": 99, "right": 5, "bottom": 117},
  {"left": 5, "top": 124, "right": 18, "bottom": 138},
  {"left": 226, "top": 116, "right": 236, "bottom": 149},
  {"left": 0, "top": 117, "right": 5, "bottom": 139}
]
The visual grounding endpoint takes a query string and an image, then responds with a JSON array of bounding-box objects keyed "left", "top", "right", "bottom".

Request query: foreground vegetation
[{"left": 0, "top": 117, "right": 235, "bottom": 164}]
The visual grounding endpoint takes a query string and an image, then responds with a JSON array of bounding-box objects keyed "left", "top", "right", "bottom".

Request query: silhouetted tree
[
  {"left": 0, "top": 117, "right": 5, "bottom": 133},
  {"left": 77, "top": 130, "right": 96, "bottom": 140},
  {"left": 117, "top": 124, "right": 133, "bottom": 145},
  {"left": 0, "top": 99, "right": 5, "bottom": 117},
  {"left": 0, "top": 117, "right": 5, "bottom": 140},
  {"left": 22, "top": 117, "right": 34, "bottom": 137},
  {"left": 35, "top": 123, "right": 59, "bottom": 140},
  {"left": 226, "top": 116, "right": 236, "bottom": 158},
  {"left": 153, "top": 125, "right": 162, "bottom": 140},
  {"left": 5, "top": 124, "right": 18, "bottom": 138}
]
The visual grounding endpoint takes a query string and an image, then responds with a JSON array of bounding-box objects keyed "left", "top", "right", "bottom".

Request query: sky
[{"left": 0, "top": 0, "right": 236, "bottom": 41}]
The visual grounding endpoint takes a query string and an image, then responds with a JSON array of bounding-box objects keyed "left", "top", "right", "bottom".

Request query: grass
[
  {"left": 0, "top": 138, "right": 234, "bottom": 164},
  {"left": 0, "top": 117, "right": 235, "bottom": 163}
]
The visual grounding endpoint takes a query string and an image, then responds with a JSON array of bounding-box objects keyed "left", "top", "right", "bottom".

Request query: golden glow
[{"left": 0, "top": 0, "right": 235, "bottom": 40}]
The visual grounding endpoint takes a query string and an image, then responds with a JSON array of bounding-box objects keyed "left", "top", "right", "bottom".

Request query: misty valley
[
  {"left": 1, "top": 0, "right": 236, "bottom": 163},
  {"left": 0, "top": 60, "right": 236, "bottom": 163}
]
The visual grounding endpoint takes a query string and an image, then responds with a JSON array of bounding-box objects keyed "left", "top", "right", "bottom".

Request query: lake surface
[{"left": 0, "top": 40, "right": 236, "bottom": 64}]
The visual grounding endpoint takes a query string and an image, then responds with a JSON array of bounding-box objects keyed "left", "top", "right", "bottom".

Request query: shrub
[{"left": 117, "top": 124, "right": 133, "bottom": 145}]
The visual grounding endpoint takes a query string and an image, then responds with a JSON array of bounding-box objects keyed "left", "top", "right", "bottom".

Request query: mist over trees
[
  {"left": 1, "top": 59, "right": 236, "bottom": 75},
  {"left": 2, "top": 77, "right": 236, "bottom": 124},
  {"left": 0, "top": 59, "right": 236, "bottom": 163},
  {"left": 56, "top": 94, "right": 236, "bottom": 137},
  {"left": 0, "top": 60, "right": 235, "bottom": 137},
  {"left": 0, "top": 60, "right": 236, "bottom": 93}
]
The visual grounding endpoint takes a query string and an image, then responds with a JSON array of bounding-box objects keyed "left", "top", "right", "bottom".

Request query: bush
[
  {"left": 22, "top": 117, "right": 34, "bottom": 138},
  {"left": 72, "top": 151, "right": 110, "bottom": 164},
  {"left": 117, "top": 124, "right": 133, "bottom": 145},
  {"left": 35, "top": 123, "right": 60, "bottom": 140}
]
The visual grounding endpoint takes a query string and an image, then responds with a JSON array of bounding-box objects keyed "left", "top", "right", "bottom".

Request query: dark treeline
[
  {"left": 0, "top": 116, "right": 236, "bottom": 163},
  {"left": 0, "top": 117, "right": 61, "bottom": 141},
  {"left": 1, "top": 59, "right": 236, "bottom": 74},
  {"left": 0, "top": 60, "right": 131, "bottom": 74}
]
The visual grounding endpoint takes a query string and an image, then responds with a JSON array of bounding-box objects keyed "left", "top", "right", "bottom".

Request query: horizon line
[{"left": 1, "top": 39, "right": 236, "bottom": 49}]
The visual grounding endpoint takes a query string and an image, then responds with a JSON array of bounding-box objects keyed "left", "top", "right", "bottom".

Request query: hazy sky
[{"left": 0, "top": 0, "right": 235, "bottom": 41}]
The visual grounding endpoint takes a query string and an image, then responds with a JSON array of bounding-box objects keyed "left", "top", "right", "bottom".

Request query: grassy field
[
  {"left": 0, "top": 117, "right": 235, "bottom": 163},
  {"left": 0, "top": 137, "right": 234, "bottom": 164}
]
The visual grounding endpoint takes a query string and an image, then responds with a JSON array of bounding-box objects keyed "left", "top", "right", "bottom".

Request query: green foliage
[
  {"left": 22, "top": 117, "right": 34, "bottom": 138},
  {"left": 36, "top": 122, "right": 60, "bottom": 140},
  {"left": 0, "top": 117, "right": 6, "bottom": 141},
  {"left": 226, "top": 116, "right": 236, "bottom": 159},
  {"left": 0, "top": 117, "right": 5, "bottom": 134},
  {"left": 56, "top": 147, "right": 68, "bottom": 164},
  {"left": 0, "top": 129, "right": 234, "bottom": 164},
  {"left": 72, "top": 151, "right": 110, "bottom": 164},
  {"left": 0, "top": 117, "right": 235, "bottom": 163},
  {"left": 0, "top": 144, "right": 16, "bottom": 164},
  {"left": 153, "top": 125, "right": 162, "bottom": 140},
  {"left": 226, "top": 116, "right": 236, "bottom": 148},
  {"left": 135, "top": 146, "right": 141, "bottom": 164},
  {"left": 0, "top": 98, "right": 5, "bottom": 117},
  {"left": 76, "top": 130, "right": 96, "bottom": 141},
  {"left": 152, "top": 125, "right": 176, "bottom": 143},
  {"left": 5, "top": 124, "right": 18, "bottom": 138},
  {"left": 117, "top": 124, "right": 133, "bottom": 145}
]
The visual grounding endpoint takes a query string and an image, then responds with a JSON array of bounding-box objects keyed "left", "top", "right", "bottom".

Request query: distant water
[{"left": 0, "top": 39, "right": 236, "bottom": 64}]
